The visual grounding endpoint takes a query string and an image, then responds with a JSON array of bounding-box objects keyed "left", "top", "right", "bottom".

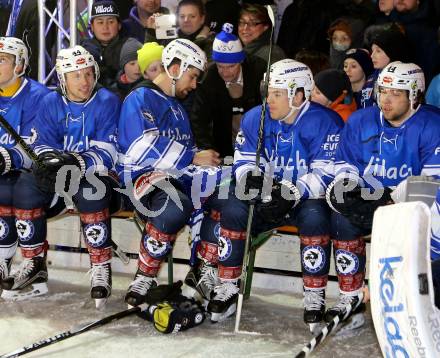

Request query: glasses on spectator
[
  {"left": 238, "top": 20, "right": 264, "bottom": 28},
  {"left": 378, "top": 86, "right": 407, "bottom": 97}
]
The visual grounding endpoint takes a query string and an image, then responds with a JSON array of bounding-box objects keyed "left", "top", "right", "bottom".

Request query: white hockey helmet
[
  {"left": 377, "top": 61, "right": 425, "bottom": 103},
  {"left": 162, "top": 38, "right": 207, "bottom": 80},
  {"left": 265, "top": 59, "right": 314, "bottom": 103},
  {"left": 56, "top": 45, "right": 100, "bottom": 98},
  {"left": 0, "top": 36, "right": 29, "bottom": 77}
]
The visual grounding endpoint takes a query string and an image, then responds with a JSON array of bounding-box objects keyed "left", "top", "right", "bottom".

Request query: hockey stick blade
[
  {"left": 294, "top": 296, "right": 363, "bottom": 357},
  {"left": 0, "top": 304, "right": 148, "bottom": 358}
]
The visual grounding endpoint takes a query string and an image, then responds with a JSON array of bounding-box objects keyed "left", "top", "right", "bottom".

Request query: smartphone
[{"left": 155, "top": 14, "right": 177, "bottom": 40}]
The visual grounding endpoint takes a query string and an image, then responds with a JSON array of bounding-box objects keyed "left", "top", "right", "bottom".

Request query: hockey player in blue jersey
[
  {"left": 1, "top": 45, "right": 120, "bottom": 308},
  {"left": 326, "top": 61, "right": 440, "bottom": 323},
  {"left": 202, "top": 59, "right": 344, "bottom": 326},
  {"left": 118, "top": 38, "right": 223, "bottom": 307},
  {"left": 0, "top": 37, "right": 50, "bottom": 295}
]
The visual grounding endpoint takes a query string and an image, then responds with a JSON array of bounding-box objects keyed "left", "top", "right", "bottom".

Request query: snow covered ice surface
[{"left": 0, "top": 267, "right": 382, "bottom": 358}]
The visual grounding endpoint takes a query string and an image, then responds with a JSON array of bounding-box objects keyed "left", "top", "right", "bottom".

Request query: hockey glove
[
  {"left": 145, "top": 281, "right": 183, "bottom": 305},
  {"left": 141, "top": 295, "right": 205, "bottom": 334},
  {"left": 238, "top": 170, "right": 272, "bottom": 201},
  {"left": 0, "top": 147, "right": 12, "bottom": 175},
  {"left": 33, "top": 151, "right": 85, "bottom": 193},
  {"left": 326, "top": 178, "right": 392, "bottom": 230},
  {"left": 255, "top": 179, "right": 301, "bottom": 224}
]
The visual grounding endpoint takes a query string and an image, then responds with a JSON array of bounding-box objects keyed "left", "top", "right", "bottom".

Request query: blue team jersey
[
  {"left": 0, "top": 78, "right": 50, "bottom": 169},
  {"left": 335, "top": 105, "right": 440, "bottom": 188},
  {"left": 118, "top": 85, "right": 196, "bottom": 184},
  {"left": 234, "top": 101, "right": 344, "bottom": 199},
  {"left": 33, "top": 87, "right": 120, "bottom": 171}
]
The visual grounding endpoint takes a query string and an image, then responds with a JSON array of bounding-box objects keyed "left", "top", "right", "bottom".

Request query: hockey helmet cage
[
  {"left": 264, "top": 59, "right": 314, "bottom": 102},
  {"left": 162, "top": 38, "right": 207, "bottom": 80},
  {"left": 0, "top": 37, "right": 29, "bottom": 77},
  {"left": 376, "top": 61, "right": 425, "bottom": 102}
]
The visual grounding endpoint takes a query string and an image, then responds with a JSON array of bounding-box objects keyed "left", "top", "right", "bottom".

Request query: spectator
[
  {"left": 426, "top": 73, "right": 440, "bottom": 108},
  {"left": 191, "top": 23, "right": 266, "bottom": 158},
  {"left": 375, "top": 0, "right": 394, "bottom": 24},
  {"left": 343, "top": 48, "right": 374, "bottom": 108},
  {"left": 176, "top": 0, "right": 214, "bottom": 58},
  {"left": 122, "top": 0, "right": 170, "bottom": 43},
  {"left": 294, "top": 49, "right": 330, "bottom": 76},
  {"left": 114, "top": 37, "right": 143, "bottom": 98},
  {"left": 311, "top": 68, "right": 357, "bottom": 121},
  {"left": 81, "top": 0, "right": 130, "bottom": 89},
  {"left": 137, "top": 41, "right": 164, "bottom": 80},
  {"left": 360, "top": 24, "right": 410, "bottom": 107},
  {"left": 238, "top": 3, "right": 285, "bottom": 65},
  {"left": 327, "top": 17, "right": 365, "bottom": 70}
]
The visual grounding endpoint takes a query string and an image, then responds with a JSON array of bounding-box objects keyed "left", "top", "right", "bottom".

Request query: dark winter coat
[
  {"left": 81, "top": 35, "right": 129, "bottom": 90},
  {"left": 243, "top": 28, "right": 285, "bottom": 65},
  {"left": 122, "top": 6, "right": 170, "bottom": 43},
  {"left": 190, "top": 56, "right": 267, "bottom": 158}
]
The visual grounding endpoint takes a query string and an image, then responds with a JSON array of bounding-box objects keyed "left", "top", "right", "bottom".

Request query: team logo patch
[
  {"left": 16, "top": 220, "right": 35, "bottom": 241},
  {"left": 144, "top": 235, "right": 170, "bottom": 258},
  {"left": 84, "top": 223, "right": 108, "bottom": 247},
  {"left": 213, "top": 223, "right": 221, "bottom": 239},
  {"left": 382, "top": 76, "right": 393, "bottom": 84},
  {"left": 0, "top": 218, "right": 9, "bottom": 240},
  {"left": 218, "top": 236, "right": 232, "bottom": 261},
  {"left": 142, "top": 110, "right": 155, "bottom": 123},
  {"left": 335, "top": 249, "right": 359, "bottom": 275},
  {"left": 302, "top": 245, "right": 325, "bottom": 273}
]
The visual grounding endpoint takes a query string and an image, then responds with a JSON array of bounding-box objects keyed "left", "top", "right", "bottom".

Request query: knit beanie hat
[
  {"left": 137, "top": 42, "right": 164, "bottom": 73},
  {"left": 120, "top": 38, "right": 142, "bottom": 70},
  {"left": 328, "top": 18, "right": 353, "bottom": 41},
  {"left": 90, "top": 0, "right": 119, "bottom": 20},
  {"left": 371, "top": 27, "right": 410, "bottom": 62},
  {"left": 344, "top": 48, "right": 374, "bottom": 78},
  {"left": 314, "top": 69, "right": 352, "bottom": 102},
  {"left": 212, "top": 23, "right": 245, "bottom": 64}
]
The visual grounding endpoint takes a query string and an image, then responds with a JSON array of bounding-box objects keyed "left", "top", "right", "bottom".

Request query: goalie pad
[{"left": 370, "top": 202, "right": 440, "bottom": 358}]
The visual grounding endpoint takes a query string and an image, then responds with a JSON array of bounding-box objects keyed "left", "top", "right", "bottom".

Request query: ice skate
[
  {"left": 303, "top": 289, "right": 325, "bottom": 334},
  {"left": 208, "top": 279, "right": 239, "bottom": 323},
  {"left": 182, "top": 259, "right": 219, "bottom": 307},
  {"left": 125, "top": 269, "right": 157, "bottom": 307},
  {"left": 89, "top": 262, "right": 112, "bottom": 310},
  {"left": 0, "top": 257, "right": 12, "bottom": 286},
  {"left": 1, "top": 256, "right": 48, "bottom": 301},
  {"left": 325, "top": 290, "right": 365, "bottom": 332}
]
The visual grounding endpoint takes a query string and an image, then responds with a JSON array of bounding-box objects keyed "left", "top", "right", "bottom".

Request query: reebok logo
[{"left": 94, "top": 5, "right": 114, "bottom": 14}]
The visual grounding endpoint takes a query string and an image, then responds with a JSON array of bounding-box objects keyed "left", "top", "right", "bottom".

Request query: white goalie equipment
[
  {"left": 55, "top": 45, "right": 100, "bottom": 98},
  {"left": 370, "top": 201, "right": 440, "bottom": 358},
  {"left": 0, "top": 36, "right": 29, "bottom": 77},
  {"left": 162, "top": 38, "right": 207, "bottom": 80}
]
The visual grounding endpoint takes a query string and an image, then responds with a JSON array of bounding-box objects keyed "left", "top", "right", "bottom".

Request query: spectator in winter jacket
[
  {"left": 311, "top": 68, "right": 356, "bottom": 122},
  {"left": 122, "top": 0, "right": 169, "bottom": 43},
  {"left": 190, "top": 23, "right": 266, "bottom": 158},
  {"left": 81, "top": 0, "right": 130, "bottom": 89},
  {"left": 113, "top": 37, "right": 143, "bottom": 99},
  {"left": 343, "top": 48, "right": 374, "bottom": 108},
  {"left": 327, "top": 17, "right": 365, "bottom": 70},
  {"left": 238, "top": 3, "right": 285, "bottom": 65}
]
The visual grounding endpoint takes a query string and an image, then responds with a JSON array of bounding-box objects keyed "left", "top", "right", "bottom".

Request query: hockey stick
[
  {"left": 0, "top": 304, "right": 148, "bottom": 358},
  {"left": 0, "top": 114, "right": 129, "bottom": 264},
  {"left": 294, "top": 295, "right": 363, "bottom": 357},
  {"left": 234, "top": 4, "right": 275, "bottom": 334}
]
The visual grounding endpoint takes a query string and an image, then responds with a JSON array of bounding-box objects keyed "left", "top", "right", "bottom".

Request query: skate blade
[
  {"left": 210, "top": 303, "right": 237, "bottom": 323},
  {"left": 336, "top": 312, "right": 366, "bottom": 336},
  {"left": 1, "top": 282, "right": 48, "bottom": 301},
  {"left": 95, "top": 297, "right": 108, "bottom": 310}
]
